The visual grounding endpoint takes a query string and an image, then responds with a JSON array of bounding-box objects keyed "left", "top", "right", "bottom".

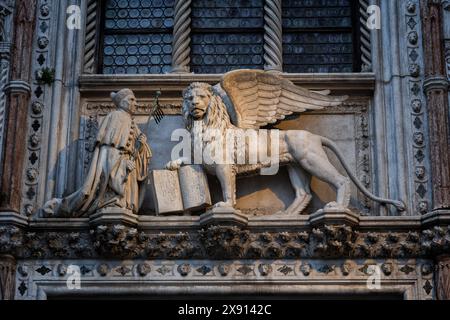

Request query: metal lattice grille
[
  {"left": 191, "top": 0, "right": 265, "bottom": 74},
  {"left": 97, "top": 0, "right": 361, "bottom": 74},
  {"left": 282, "top": 0, "right": 356, "bottom": 73},
  {"left": 101, "top": 0, "right": 174, "bottom": 74}
]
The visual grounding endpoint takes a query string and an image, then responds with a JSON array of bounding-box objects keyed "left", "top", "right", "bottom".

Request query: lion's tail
[{"left": 321, "top": 137, "right": 406, "bottom": 212}]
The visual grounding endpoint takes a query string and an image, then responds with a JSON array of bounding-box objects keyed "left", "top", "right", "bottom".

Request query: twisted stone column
[
  {"left": 83, "top": 0, "right": 99, "bottom": 74},
  {"left": 0, "top": 255, "right": 16, "bottom": 300},
  {"left": 264, "top": 0, "right": 283, "bottom": 72},
  {"left": 359, "top": 0, "right": 372, "bottom": 71},
  {"left": 171, "top": 0, "right": 191, "bottom": 73}
]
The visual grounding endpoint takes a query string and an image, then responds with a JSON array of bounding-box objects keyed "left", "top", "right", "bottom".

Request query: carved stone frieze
[
  {"left": 14, "top": 258, "right": 435, "bottom": 300},
  {"left": 1, "top": 223, "right": 450, "bottom": 260}
]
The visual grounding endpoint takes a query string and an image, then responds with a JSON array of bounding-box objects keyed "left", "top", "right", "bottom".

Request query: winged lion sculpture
[{"left": 167, "top": 69, "right": 405, "bottom": 215}]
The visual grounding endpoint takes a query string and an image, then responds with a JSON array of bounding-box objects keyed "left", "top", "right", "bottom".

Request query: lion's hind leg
[
  {"left": 300, "top": 150, "right": 351, "bottom": 209},
  {"left": 282, "top": 165, "right": 312, "bottom": 215},
  {"left": 290, "top": 133, "right": 351, "bottom": 210}
]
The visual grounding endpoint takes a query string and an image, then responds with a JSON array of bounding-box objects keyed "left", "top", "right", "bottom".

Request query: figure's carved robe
[{"left": 43, "top": 109, "right": 151, "bottom": 217}]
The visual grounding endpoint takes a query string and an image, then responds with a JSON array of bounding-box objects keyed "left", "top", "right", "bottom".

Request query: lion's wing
[{"left": 220, "top": 69, "right": 348, "bottom": 129}]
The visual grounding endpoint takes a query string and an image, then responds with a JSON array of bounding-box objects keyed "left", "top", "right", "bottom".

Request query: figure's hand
[
  {"left": 127, "top": 160, "right": 136, "bottom": 172},
  {"left": 138, "top": 134, "right": 147, "bottom": 143},
  {"left": 166, "top": 159, "right": 183, "bottom": 171}
]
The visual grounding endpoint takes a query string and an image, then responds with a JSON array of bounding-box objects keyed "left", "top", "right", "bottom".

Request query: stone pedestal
[
  {"left": 199, "top": 207, "right": 248, "bottom": 228},
  {"left": 436, "top": 255, "right": 450, "bottom": 300},
  {"left": 89, "top": 207, "right": 138, "bottom": 227},
  {"left": 309, "top": 208, "right": 360, "bottom": 227},
  {"left": 0, "top": 255, "right": 16, "bottom": 300}
]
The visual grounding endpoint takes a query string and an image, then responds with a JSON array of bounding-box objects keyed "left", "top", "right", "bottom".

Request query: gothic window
[
  {"left": 94, "top": 0, "right": 364, "bottom": 74},
  {"left": 190, "top": 0, "right": 265, "bottom": 74},
  {"left": 100, "top": 0, "right": 175, "bottom": 74},
  {"left": 282, "top": 0, "right": 360, "bottom": 73}
]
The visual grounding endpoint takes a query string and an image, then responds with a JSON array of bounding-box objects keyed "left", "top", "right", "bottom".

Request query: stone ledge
[
  {"left": 79, "top": 73, "right": 376, "bottom": 94},
  {"left": 23, "top": 213, "right": 450, "bottom": 231},
  {"left": 0, "top": 212, "right": 29, "bottom": 228},
  {"left": 422, "top": 210, "right": 450, "bottom": 228}
]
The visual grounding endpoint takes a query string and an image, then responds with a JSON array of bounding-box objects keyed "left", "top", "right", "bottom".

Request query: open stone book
[{"left": 150, "top": 165, "right": 212, "bottom": 215}]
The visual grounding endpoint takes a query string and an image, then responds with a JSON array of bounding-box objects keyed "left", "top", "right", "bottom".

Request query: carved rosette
[
  {"left": 20, "top": 0, "right": 49, "bottom": 217},
  {"left": 263, "top": 0, "right": 283, "bottom": 72},
  {"left": 171, "top": 0, "right": 191, "bottom": 73},
  {"left": 405, "top": 0, "right": 431, "bottom": 214}
]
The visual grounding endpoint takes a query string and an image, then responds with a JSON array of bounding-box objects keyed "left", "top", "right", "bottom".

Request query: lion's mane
[{"left": 182, "top": 82, "right": 235, "bottom": 134}]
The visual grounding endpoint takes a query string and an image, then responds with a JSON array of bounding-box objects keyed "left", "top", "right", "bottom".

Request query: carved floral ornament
[{"left": 1, "top": 224, "right": 450, "bottom": 260}]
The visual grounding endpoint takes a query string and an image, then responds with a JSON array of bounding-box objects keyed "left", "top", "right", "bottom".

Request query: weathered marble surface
[
  {"left": 41, "top": 89, "right": 152, "bottom": 217},
  {"left": 13, "top": 258, "right": 435, "bottom": 300}
]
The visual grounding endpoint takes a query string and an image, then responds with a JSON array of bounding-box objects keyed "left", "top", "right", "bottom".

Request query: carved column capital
[
  {"left": 263, "top": 0, "right": 283, "bottom": 72},
  {"left": 171, "top": 0, "right": 191, "bottom": 74},
  {"left": 0, "top": 255, "right": 16, "bottom": 300},
  {"left": 423, "top": 75, "right": 450, "bottom": 91},
  {"left": 4, "top": 80, "right": 31, "bottom": 96}
]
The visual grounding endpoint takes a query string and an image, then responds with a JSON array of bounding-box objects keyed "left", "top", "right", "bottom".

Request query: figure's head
[
  {"left": 110, "top": 88, "right": 136, "bottom": 113},
  {"left": 182, "top": 83, "right": 213, "bottom": 120}
]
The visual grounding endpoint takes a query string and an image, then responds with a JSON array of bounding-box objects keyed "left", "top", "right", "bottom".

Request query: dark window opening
[
  {"left": 99, "top": 0, "right": 175, "bottom": 74},
  {"left": 282, "top": 0, "right": 361, "bottom": 73},
  {"left": 97, "top": 0, "right": 363, "bottom": 74},
  {"left": 190, "top": 0, "right": 265, "bottom": 74}
]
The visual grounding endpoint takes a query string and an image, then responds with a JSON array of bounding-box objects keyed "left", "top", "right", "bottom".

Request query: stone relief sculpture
[
  {"left": 42, "top": 89, "right": 152, "bottom": 217},
  {"left": 168, "top": 69, "right": 406, "bottom": 215}
]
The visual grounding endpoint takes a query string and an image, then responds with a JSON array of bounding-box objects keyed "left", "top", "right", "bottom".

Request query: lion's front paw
[{"left": 165, "top": 159, "right": 183, "bottom": 171}]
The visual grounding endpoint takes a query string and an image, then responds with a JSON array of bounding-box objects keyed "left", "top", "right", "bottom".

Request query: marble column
[
  {"left": 420, "top": 0, "right": 450, "bottom": 211},
  {"left": 436, "top": 255, "right": 450, "bottom": 300},
  {"left": 171, "top": 0, "right": 191, "bottom": 73},
  {"left": 0, "top": 2, "right": 13, "bottom": 165},
  {"left": 263, "top": 0, "right": 283, "bottom": 72},
  {"left": 0, "top": 0, "right": 37, "bottom": 214},
  {"left": 0, "top": 255, "right": 16, "bottom": 300}
]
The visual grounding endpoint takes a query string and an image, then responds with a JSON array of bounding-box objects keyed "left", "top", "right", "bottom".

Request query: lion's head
[
  {"left": 182, "top": 82, "right": 233, "bottom": 131},
  {"left": 182, "top": 82, "right": 213, "bottom": 121}
]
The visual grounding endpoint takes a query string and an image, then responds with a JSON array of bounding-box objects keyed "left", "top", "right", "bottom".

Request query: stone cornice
[
  {"left": 20, "top": 213, "right": 450, "bottom": 232},
  {"left": 79, "top": 73, "right": 376, "bottom": 94}
]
